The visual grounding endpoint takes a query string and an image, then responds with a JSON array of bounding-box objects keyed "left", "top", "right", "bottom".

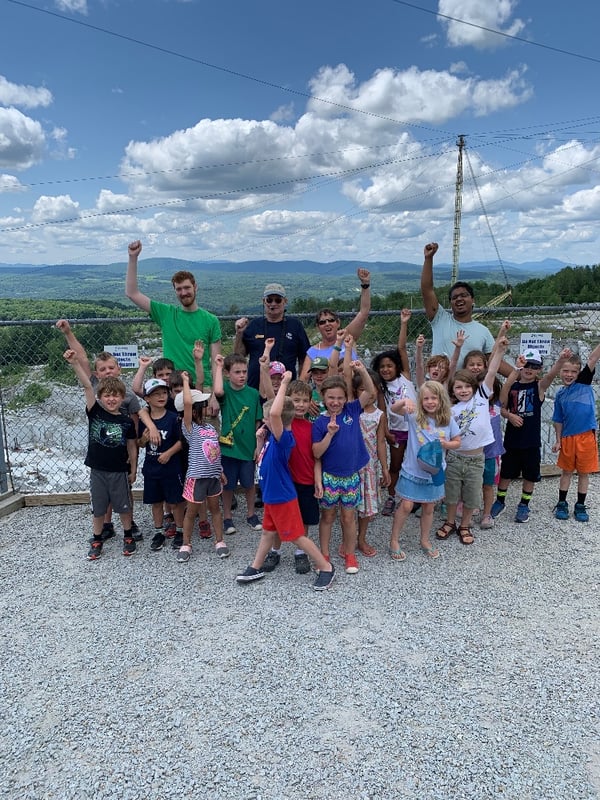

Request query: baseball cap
[
  {"left": 144, "top": 378, "right": 169, "bottom": 396},
  {"left": 310, "top": 356, "right": 329, "bottom": 371},
  {"left": 174, "top": 389, "right": 212, "bottom": 412},
  {"left": 269, "top": 361, "right": 286, "bottom": 376},
  {"left": 521, "top": 348, "right": 543, "bottom": 367},
  {"left": 263, "top": 283, "right": 286, "bottom": 298}
]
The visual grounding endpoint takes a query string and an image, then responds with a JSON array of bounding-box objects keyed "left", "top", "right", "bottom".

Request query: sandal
[
  {"left": 358, "top": 542, "right": 377, "bottom": 557},
  {"left": 389, "top": 547, "right": 406, "bottom": 562},
  {"left": 420, "top": 543, "right": 440, "bottom": 559},
  {"left": 457, "top": 525, "right": 475, "bottom": 545},
  {"left": 436, "top": 520, "right": 456, "bottom": 540}
]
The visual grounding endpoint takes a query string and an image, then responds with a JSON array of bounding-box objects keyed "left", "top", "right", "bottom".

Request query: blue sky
[{"left": 1, "top": 0, "right": 600, "bottom": 273}]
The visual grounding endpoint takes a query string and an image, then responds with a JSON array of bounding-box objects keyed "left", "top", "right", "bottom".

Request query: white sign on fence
[
  {"left": 103, "top": 344, "right": 139, "bottom": 369},
  {"left": 520, "top": 332, "right": 552, "bottom": 356}
]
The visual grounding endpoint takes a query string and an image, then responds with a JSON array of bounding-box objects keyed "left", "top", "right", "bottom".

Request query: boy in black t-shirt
[{"left": 64, "top": 349, "right": 138, "bottom": 560}]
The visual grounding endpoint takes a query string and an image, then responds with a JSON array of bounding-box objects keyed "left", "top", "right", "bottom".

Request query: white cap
[
  {"left": 144, "top": 378, "right": 169, "bottom": 396},
  {"left": 521, "top": 348, "right": 543, "bottom": 366},
  {"left": 174, "top": 390, "right": 212, "bottom": 412}
]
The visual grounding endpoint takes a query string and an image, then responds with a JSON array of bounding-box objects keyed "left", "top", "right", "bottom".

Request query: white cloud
[
  {"left": 32, "top": 195, "right": 80, "bottom": 223},
  {"left": 0, "top": 75, "right": 53, "bottom": 109},
  {"left": 270, "top": 104, "right": 295, "bottom": 123},
  {"left": 438, "top": 0, "right": 526, "bottom": 50},
  {"left": 239, "top": 210, "right": 335, "bottom": 236},
  {"left": 0, "top": 174, "right": 26, "bottom": 193},
  {"left": 55, "top": 0, "right": 88, "bottom": 14},
  {"left": 0, "top": 107, "right": 46, "bottom": 169}
]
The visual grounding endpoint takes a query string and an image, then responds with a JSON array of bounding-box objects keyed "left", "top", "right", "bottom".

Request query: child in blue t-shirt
[
  {"left": 311, "top": 362, "right": 377, "bottom": 575},
  {"left": 236, "top": 372, "right": 334, "bottom": 591},
  {"left": 551, "top": 342, "right": 600, "bottom": 522}
]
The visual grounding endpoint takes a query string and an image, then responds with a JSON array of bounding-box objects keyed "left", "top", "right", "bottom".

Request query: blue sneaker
[
  {"left": 574, "top": 503, "right": 589, "bottom": 522},
  {"left": 490, "top": 500, "right": 506, "bottom": 519},
  {"left": 515, "top": 503, "right": 529, "bottom": 523},
  {"left": 553, "top": 500, "right": 569, "bottom": 520}
]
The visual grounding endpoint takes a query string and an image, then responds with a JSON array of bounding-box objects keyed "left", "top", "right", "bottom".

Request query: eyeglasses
[
  {"left": 450, "top": 292, "right": 471, "bottom": 301},
  {"left": 264, "top": 296, "right": 284, "bottom": 304},
  {"left": 318, "top": 318, "right": 337, "bottom": 325}
]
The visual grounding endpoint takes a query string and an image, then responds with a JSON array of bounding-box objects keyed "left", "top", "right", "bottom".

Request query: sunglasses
[
  {"left": 318, "top": 318, "right": 337, "bottom": 325},
  {"left": 264, "top": 296, "right": 284, "bottom": 304}
]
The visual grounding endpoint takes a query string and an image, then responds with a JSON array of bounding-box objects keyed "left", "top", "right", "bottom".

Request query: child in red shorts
[{"left": 236, "top": 371, "right": 335, "bottom": 591}]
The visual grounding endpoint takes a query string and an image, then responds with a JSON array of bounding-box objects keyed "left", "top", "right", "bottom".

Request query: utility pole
[{"left": 452, "top": 134, "right": 465, "bottom": 286}]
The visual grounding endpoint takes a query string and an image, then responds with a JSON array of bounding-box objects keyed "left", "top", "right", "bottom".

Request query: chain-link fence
[{"left": 1, "top": 305, "right": 599, "bottom": 496}]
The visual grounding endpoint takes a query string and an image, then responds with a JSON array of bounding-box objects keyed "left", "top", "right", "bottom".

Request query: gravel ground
[{"left": 2, "top": 476, "right": 600, "bottom": 800}]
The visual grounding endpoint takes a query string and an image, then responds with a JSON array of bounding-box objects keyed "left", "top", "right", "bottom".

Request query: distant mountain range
[{"left": 0, "top": 257, "right": 568, "bottom": 311}]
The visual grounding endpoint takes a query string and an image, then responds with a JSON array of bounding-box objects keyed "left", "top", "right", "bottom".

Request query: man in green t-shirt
[{"left": 125, "top": 240, "right": 222, "bottom": 387}]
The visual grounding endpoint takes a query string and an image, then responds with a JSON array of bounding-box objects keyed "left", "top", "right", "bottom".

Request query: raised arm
[
  {"left": 125, "top": 240, "right": 151, "bottom": 313},
  {"left": 193, "top": 340, "right": 205, "bottom": 390},
  {"left": 56, "top": 319, "right": 92, "bottom": 378},
  {"left": 539, "top": 348, "right": 573, "bottom": 395},
  {"left": 344, "top": 268, "right": 371, "bottom": 341},
  {"left": 483, "top": 320, "right": 510, "bottom": 393},
  {"left": 415, "top": 334, "right": 426, "bottom": 388},
  {"left": 420, "top": 242, "right": 440, "bottom": 321},
  {"left": 181, "top": 371, "right": 194, "bottom": 432},
  {"left": 212, "top": 354, "right": 225, "bottom": 398},
  {"left": 398, "top": 308, "right": 411, "bottom": 379},
  {"left": 447, "top": 329, "right": 467, "bottom": 383},
  {"left": 258, "top": 338, "right": 275, "bottom": 400},
  {"left": 353, "top": 361, "right": 376, "bottom": 408},
  {"left": 63, "top": 349, "right": 95, "bottom": 410},
  {"left": 587, "top": 341, "right": 600, "bottom": 372},
  {"left": 233, "top": 317, "right": 249, "bottom": 357},
  {"left": 132, "top": 355, "right": 153, "bottom": 397},
  {"left": 269, "top": 371, "right": 292, "bottom": 441}
]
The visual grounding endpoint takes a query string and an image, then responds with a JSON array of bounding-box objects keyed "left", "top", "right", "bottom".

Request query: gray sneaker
[
  {"left": 313, "top": 565, "right": 335, "bottom": 591},
  {"left": 294, "top": 553, "right": 311, "bottom": 574},
  {"left": 236, "top": 566, "right": 265, "bottom": 583},
  {"left": 261, "top": 551, "right": 280, "bottom": 572}
]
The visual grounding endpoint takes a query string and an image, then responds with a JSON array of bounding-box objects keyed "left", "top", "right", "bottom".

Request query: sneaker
[
  {"left": 381, "top": 496, "right": 395, "bottom": 516},
  {"left": 344, "top": 553, "right": 359, "bottom": 574},
  {"left": 177, "top": 545, "right": 192, "bottom": 563},
  {"left": 554, "top": 500, "right": 569, "bottom": 521},
  {"left": 480, "top": 515, "right": 495, "bottom": 530},
  {"left": 574, "top": 502, "right": 589, "bottom": 522},
  {"left": 490, "top": 500, "right": 506, "bottom": 519},
  {"left": 164, "top": 515, "right": 176, "bottom": 537},
  {"left": 313, "top": 565, "right": 335, "bottom": 591},
  {"left": 171, "top": 531, "right": 183, "bottom": 549},
  {"left": 131, "top": 521, "right": 143, "bottom": 542},
  {"left": 150, "top": 532, "right": 166, "bottom": 551},
  {"left": 295, "top": 553, "right": 311, "bottom": 574},
  {"left": 123, "top": 537, "right": 136, "bottom": 556},
  {"left": 246, "top": 514, "right": 263, "bottom": 531},
  {"left": 236, "top": 566, "right": 265, "bottom": 583},
  {"left": 87, "top": 538, "right": 103, "bottom": 560},
  {"left": 100, "top": 523, "right": 116, "bottom": 541},
  {"left": 223, "top": 519, "right": 237, "bottom": 535},
  {"left": 215, "top": 542, "right": 230, "bottom": 559},
  {"left": 261, "top": 551, "right": 280, "bottom": 572},
  {"left": 198, "top": 520, "right": 212, "bottom": 539},
  {"left": 515, "top": 503, "right": 529, "bottom": 523}
]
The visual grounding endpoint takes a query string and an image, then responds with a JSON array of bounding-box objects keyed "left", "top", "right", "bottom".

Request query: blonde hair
[
  {"left": 263, "top": 396, "right": 296, "bottom": 427},
  {"left": 416, "top": 381, "right": 452, "bottom": 427}
]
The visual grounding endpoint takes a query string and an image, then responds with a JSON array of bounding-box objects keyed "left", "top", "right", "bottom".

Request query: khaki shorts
[{"left": 444, "top": 450, "right": 485, "bottom": 509}]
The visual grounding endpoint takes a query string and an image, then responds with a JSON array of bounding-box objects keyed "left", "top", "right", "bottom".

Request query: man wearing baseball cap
[{"left": 233, "top": 282, "right": 310, "bottom": 389}]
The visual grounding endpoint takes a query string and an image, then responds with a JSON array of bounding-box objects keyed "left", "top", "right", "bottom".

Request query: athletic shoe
[
  {"left": 480, "top": 515, "right": 495, "bottom": 530},
  {"left": 261, "top": 551, "right": 280, "bottom": 572},
  {"left": 574, "top": 503, "right": 589, "bottom": 522},
  {"left": 553, "top": 500, "right": 569, "bottom": 520},
  {"left": 295, "top": 553, "right": 311, "bottom": 574},
  {"left": 87, "top": 538, "right": 103, "bottom": 560},
  {"left": 236, "top": 566, "right": 265, "bottom": 583},
  {"left": 215, "top": 542, "right": 230, "bottom": 559},
  {"left": 198, "top": 520, "right": 212, "bottom": 539},
  {"left": 223, "top": 519, "right": 237, "bottom": 535},
  {"left": 515, "top": 503, "right": 529, "bottom": 523},
  {"left": 490, "top": 500, "right": 506, "bottom": 519},
  {"left": 130, "top": 521, "right": 143, "bottom": 542},
  {"left": 171, "top": 531, "right": 183, "bottom": 549},
  {"left": 246, "top": 514, "right": 263, "bottom": 531},
  {"left": 123, "top": 537, "right": 136, "bottom": 556},
  {"left": 313, "top": 565, "right": 335, "bottom": 591},
  {"left": 381, "top": 496, "right": 395, "bottom": 516},
  {"left": 163, "top": 514, "right": 176, "bottom": 538},
  {"left": 150, "top": 532, "right": 166, "bottom": 551},
  {"left": 100, "top": 523, "right": 115, "bottom": 542},
  {"left": 177, "top": 545, "right": 192, "bottom": 563},
  {"left": 344, "top": 553, "right": 359, "bottom": 574}
]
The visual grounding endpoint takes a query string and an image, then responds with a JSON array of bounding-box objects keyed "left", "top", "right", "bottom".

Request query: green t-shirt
[
  {"left": 150, "top": 300, "right": 221, "bottom": 386},
  {"left": 218, "top": 382, "right": 263, "bottom": 462}
]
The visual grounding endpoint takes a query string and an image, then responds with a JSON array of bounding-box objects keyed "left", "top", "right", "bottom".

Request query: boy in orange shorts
[
  {"left": 236, "top": 371, "right": 335, "bottom": 591},
  {"left": 552, "top": 343, "right": 600, "bottom": 522}
]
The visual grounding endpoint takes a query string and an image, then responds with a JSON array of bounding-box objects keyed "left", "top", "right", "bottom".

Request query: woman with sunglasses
[
  {"left": 234, "top": 282, "right": 311, "bottom": 390},
  {"left": 299, "top": 268, "right": 372, "bottom": 380}
]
